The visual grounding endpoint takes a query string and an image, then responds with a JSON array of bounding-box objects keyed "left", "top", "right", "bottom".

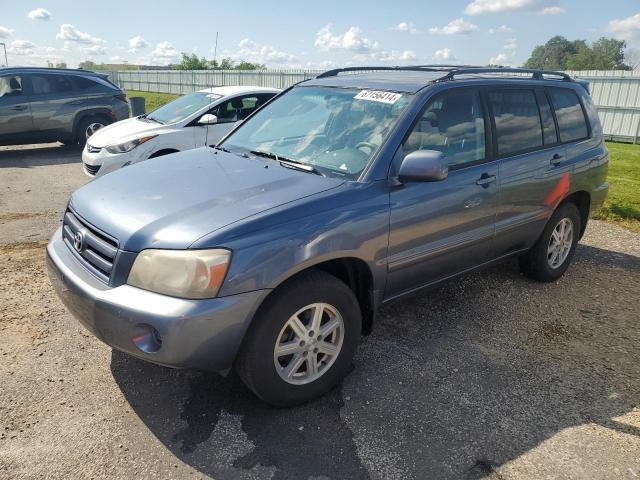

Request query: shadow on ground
[
  {"left": 0, "top": 143, "right": 81, "bottom": 168},
  {"left": 111, "top": 243, "right": 640, "bottom": 479}
]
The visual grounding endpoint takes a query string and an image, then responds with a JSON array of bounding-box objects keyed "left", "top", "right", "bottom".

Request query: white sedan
[{"left": 81, "top": 86, "right": 280, "bottom": 177}]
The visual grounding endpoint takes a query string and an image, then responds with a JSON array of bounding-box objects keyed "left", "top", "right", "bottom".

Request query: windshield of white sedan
[
  {"left": 222, "top": 86, "right": 411, "bottom": 179},
  {"left": 146, "top": 92, "right": 221, "bottom": 124}
]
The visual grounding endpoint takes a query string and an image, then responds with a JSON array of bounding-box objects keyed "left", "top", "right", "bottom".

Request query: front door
[
  {"left": 0, "top": 74, "right": 33, "bottom": 143},
  {"left": 387, "top": 88, "right": 497, "bottom": 297}
]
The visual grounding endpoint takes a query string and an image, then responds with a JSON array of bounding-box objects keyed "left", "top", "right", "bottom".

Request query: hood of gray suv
[{"left": 70, "top": 148, "right": 344, "bottom": 251}]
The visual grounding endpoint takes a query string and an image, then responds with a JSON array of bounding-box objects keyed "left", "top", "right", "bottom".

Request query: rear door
[
  {"left": 490, "top": 87, "right": 570, "bottom": 257},
  {"left": 0, "top": 74, "right": 33, "bottom": 143},
  {"left": 27, "top": 73, "right": 80, "bottom": 138},
  {"left": 387, "top": 87, "right": 498, "bottom": 297}
]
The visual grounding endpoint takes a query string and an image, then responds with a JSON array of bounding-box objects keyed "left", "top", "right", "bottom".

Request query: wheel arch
[
  {"left": 255, "top": 257, "right": 376, "bottom": 335},
  {"left": 561, "top": 190, "right": 591, "bottom": 239},
  {"left": 148, "top": 148, "right": 180, "bottom": 159}
]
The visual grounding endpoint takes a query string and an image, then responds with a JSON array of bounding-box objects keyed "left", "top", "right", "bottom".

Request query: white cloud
[
  {"left": 56, "top": 24, "right": 105, "bottom": 45},
  {"left": 315, "top": 24, "right": 380, "bottom": 53},
  {"left": 540, "top": 6, "right": 565, "bottom": 14},
  {"left": 488, "top": 25, "right": 513, "bottom": 34},
  {"left": 465, "top": 0, "right": 559, "bottom": 15},
  {"left": 0, "top": 26, "right": 13, "bottom": 38},
  {"left": 429, "top": 18, "right": 479, "bottom": 35},
  {"left": 150, "top": 41, "right": 179, "bottom": 65},
  {"left": 128, "top": 35, "right": 148, "bottom": 53},
  {"left": 233, "top": 38, "right": 297, "bottom": 65},
  {"left": 490, "top": 38, "right": 518, "bottom": 65},
  {"left": 27, "top": 8, "right": 52, "bottom": 21},
  {"left": 394, "top": 21, "right": 420, "bottom": 34},
  {"left": 83, "top": 45, "right": 107, "bottom": 56},
  {"left": 8, "top": 40, "right": 36, "bottom": 56},
  {"left": 110, "top": 55, "right": 127, "bottom": 63},
  {"left": 435, "top": 48, "right": 456, "bottom": 61},
  {"left": 609, "top": 12, "right": 640, "bottom": 44}
]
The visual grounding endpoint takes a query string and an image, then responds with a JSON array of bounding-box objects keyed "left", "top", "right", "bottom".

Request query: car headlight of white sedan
[
  {"left": 105, "top": 135, "right": 157, "bottom": 154},
  {"left": 127, "top": 249, "right": 231, "bottom": 299}
]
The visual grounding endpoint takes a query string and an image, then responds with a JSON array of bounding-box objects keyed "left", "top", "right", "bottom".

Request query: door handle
[
  {"left": 551, "top": 153, "right": 564, "bottom": 166},
  {"left": 476, "top": 174, "right": 496, "bottom": 187},
  {"left": 11, "top": 105, "right": 27, "bottom": 111}
]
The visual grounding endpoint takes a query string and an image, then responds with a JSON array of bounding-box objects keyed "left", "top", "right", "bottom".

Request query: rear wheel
[
  {"left": 235, "top": 270, "right": 361, "bottom": 406},
  {"left": 519, "top": 202, "right": 581, "bottom": 282}
]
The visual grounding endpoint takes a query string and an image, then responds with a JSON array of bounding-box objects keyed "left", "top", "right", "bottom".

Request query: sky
[{"left": 2, "top": 0, "right": 640, "bottom": 69}]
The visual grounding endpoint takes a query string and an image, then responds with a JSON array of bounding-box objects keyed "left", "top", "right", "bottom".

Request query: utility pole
[
  {"left": 0, "top": 43, "right": 7, "bottom": 67},
  {"left": 213, "top": 32, "right": 219, "bottom": 66}
]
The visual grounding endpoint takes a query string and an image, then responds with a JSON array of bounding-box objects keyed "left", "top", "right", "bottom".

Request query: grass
[
  {"left": 125, "top": 90, "right": 179, "bottom": 113},
  {"left": 592, "top": 142, "right": 640, "bottom": 232},
  {"left": 119, "top": 92, "right": 640, "bottom": 233}
]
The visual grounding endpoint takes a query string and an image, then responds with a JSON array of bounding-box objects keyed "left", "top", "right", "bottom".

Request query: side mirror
[
  {"left": 398, "top": 150, "right": 448, "bottom": 183},
  {"left": 198, "top": 114, "right": 218, "bottom": 125}
]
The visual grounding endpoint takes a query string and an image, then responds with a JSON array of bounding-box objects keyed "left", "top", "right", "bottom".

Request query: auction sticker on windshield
[{"left": 354, "top": 90, "right": 402, "bottom": 104}]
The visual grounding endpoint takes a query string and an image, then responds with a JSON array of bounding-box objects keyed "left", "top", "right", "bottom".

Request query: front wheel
[
  {"left": 235, "top": 270, "right": 361, "bottom": 406},
  {"left": 519, "top": 202, "right": 581, "bottom": 282},
  {"left": 75, "top": 116, "right": 111, "bottom": 145}
]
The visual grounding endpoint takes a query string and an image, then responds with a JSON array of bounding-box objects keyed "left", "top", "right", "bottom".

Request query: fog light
[{"left": 132, "top": 324, "right": 162, "bottom": 353}]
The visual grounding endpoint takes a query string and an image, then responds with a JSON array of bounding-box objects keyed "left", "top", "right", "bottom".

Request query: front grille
[
  {"left": 86, "top": 144, "right": 101, "bottom": 153},
  {"left": 62, "top": 208, "right": 119, "bottom": 283},
  {"left": 83, "top": 162, "right": 101, "bottom": 176}
]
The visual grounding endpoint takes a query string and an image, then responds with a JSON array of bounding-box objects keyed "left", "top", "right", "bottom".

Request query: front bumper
[
  {"left": 46, "top": 227, "right": 268, "bottom": 371},
  {"left": 81, "top": 147, "right": 138, "bottom": 178}
]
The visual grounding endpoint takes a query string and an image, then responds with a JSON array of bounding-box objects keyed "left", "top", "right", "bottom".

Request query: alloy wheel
[
  {"left": 273, "top": 302, "right": 344, "bottom": 385},
  {"left": 547, "top": 217, "right": 574, "bottom": 269},
  {"left": 85, "top": 122, "right": 105, "bottom": 139}
]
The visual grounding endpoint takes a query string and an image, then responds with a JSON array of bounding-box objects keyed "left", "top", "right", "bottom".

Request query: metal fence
[
  {"left": 109, "top": 69, "right": 640, "bottom": 143},
  {"left": 109, "top": 69, "right": 323, "bottom": 94}
]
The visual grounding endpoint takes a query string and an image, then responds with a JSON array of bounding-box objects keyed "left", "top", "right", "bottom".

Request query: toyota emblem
[{"left": 73, "top": 230, "right": 84, "bottom": 252}]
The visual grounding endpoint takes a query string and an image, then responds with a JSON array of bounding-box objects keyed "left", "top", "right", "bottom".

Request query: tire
[
  {"left": 74, "top": 116, "right": 111, "bottom": 145},
  {"left": 519, "top": 202, "right": 582, "bottom": 282},
  {"left": 235, "top": 270, "right": 362, "bottom": 407}
]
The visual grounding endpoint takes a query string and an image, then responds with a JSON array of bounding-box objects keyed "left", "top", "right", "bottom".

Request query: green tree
[
  {"left": 524, "top": 36, "right": 630, "bottom": 70},
  {"left": 177, "top": 52, "right": 210, "bottom": 70},
  {"left": 235, "top": 60, "right": 265, "bottom": 70},
  {"left": 218, "top": 57, "right": 235, "bottom": 69}
]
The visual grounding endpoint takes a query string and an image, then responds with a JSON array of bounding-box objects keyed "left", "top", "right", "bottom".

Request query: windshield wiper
[
  {"left": 139, "top": 115, "right": 164, "bottom": 125},
  {"left": 250, "top": 150, "right": 324, "bottom": 176}
]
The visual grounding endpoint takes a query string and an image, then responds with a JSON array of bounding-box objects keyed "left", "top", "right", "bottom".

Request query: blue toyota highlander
[{"left": 47, "top": 66, "right": 609, "bottom": 406}]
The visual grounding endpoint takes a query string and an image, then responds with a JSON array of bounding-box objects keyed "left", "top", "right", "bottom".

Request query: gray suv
[
  {"left": 47, "top": 66, "right": 609, "bottom": 406},
  {"left": 0, "top": 67, "right": 129, "bottom": 146}
]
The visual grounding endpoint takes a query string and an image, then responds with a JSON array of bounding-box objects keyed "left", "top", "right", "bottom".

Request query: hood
[
  {"left": 87, "top": 117, "right": 168, "bottom": 148},
  {"left": 70, "top": 148, "right": 344, "bottom": 251}
]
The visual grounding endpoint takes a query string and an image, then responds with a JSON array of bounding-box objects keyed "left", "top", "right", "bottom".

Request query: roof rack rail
[
  {"left": 316, "top": 65, "right": 454, "bottom": 78},
  {"left": 436, "top": 67, "right": 574, "bottom": 82}
]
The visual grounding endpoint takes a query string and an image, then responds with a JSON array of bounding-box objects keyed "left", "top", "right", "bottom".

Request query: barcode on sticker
[{"left": 354, "top": 90, "right": 402, "bottom": 104}]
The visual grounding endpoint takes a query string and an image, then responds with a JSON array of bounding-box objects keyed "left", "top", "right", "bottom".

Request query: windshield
[
  {"left": 147, "top": 92, "right": 221, "bottom": 124},
  {"left": 222, "top": 86, "right": 411, "bottom": 179}
]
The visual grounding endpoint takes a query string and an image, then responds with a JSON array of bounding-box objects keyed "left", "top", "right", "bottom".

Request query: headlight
[
  {"left": 106, "top": 135, "right": 156, "bottom": 154},
  {"left": 127, "top": 249, "right": 231, "bottom": 299}
]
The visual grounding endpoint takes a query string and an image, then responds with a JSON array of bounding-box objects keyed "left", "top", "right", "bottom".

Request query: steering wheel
[{"left": 355, "top": 142, "right": 377, "bottom": 156}]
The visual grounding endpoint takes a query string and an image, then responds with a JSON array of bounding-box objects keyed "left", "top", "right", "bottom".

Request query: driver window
[
  {"left": 404, "top": 89, "right": 485, "bottom": 168},
  {"left": 0, "top": 75, "right": 23, "bottom": 98}
]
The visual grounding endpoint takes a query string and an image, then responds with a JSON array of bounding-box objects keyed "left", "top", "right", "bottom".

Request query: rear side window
[
  {"left": 31, "top": 74, "right": 74, "bottom": 95},
  {"left": 549, "top": 88, "right": 589, "bottom": 142},
  {"left": 404, "top": 89, "right": 486, "bottom": 168},
  {"left": 72, "top": 76, "right": 98, "bottom": 90},
  {"left": 488, "top": 90, "right": 542, "bottom": 156}
]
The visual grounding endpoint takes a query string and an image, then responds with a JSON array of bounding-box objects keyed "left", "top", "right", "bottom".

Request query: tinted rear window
[
  {"left": 72, "top": 76, "right": 98, "bottom": 90},
  {"left": 549, "top": 88, "right": 589, "bottom": 142},
  {"left": 488, "top": 90, "right": 543, "bottom": 156},
  {"left": 31, "top": 74, "right": 74, "bottom": 95}
]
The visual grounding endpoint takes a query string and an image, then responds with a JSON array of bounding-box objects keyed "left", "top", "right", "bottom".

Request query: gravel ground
[{"left": 1, "top": 144, "right": 639, "bottom": 479}]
